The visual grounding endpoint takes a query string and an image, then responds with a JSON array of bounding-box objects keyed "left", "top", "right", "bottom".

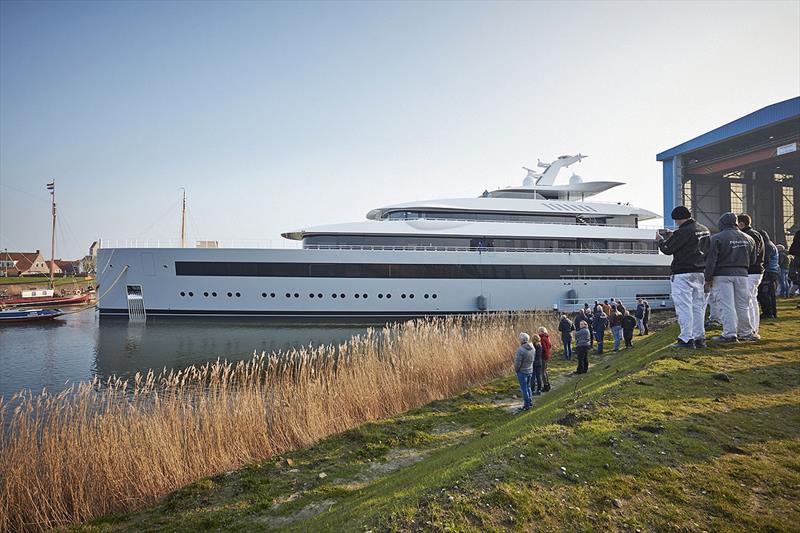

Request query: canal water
[{"left": 0, "top": 310, "right": 369, "bottom": 398}]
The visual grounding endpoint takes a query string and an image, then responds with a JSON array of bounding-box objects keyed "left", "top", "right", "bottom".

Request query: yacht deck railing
[{"left": 101, "top": 239, "right": 662, "bottom": 255}]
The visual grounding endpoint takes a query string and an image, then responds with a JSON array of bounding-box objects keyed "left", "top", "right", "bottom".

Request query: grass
[
  {"left": 79, "top": 300, "right": 800, "bottom": 532},
  {"left": 0, "top": 312, "right": 555, "bottom": 532},
  {"left": 0, "top": 275, "right": 90, "bottom": 286}
]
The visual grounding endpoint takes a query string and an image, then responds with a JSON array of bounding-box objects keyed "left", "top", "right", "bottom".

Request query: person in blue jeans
[
  {"left": 592, "top": 306, "right": 608, "bottom": 354},
  {"left": 609, "top": 307, "right": 623, "bottom": 351},
  {"left": 514, "top": 332, "right": 535, "bottom": 411},
  {"left": 557, "top": 313, "right": 574, "bottom": 360}
]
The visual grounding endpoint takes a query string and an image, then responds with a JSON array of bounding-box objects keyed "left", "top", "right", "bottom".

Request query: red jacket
[{"left": 540, "top": 333, "right": 552, "bottom": 361}]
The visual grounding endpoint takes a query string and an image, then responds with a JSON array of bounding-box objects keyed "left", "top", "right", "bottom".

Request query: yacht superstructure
[{"left": 98, "top": 155, "right": 672, "bottom": 319}]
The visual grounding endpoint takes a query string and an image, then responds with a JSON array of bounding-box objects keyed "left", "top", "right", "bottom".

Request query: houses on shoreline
[{"left": 1, "top": 249, "right": 88, "bottom": 277}]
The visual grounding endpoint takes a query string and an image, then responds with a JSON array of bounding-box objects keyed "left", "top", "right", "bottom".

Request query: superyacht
[{"left": 97, "top": 155, "right": 672, "bottom": 319}]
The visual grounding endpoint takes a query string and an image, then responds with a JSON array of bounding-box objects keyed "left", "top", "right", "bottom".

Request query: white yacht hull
[{"left": 97, "top": 248, "right": 672, "bottom": 320}]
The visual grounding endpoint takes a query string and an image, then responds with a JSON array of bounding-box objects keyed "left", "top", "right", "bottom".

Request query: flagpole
[{"left": 48, "top": 180, "right": 56, "bottom": 289}]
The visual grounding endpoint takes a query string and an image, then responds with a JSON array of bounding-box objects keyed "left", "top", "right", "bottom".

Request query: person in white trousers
[
  {"left": 704, "top": 212, "right": 757, "bottom": 342},
  {"left": 736, "top": 214, "right": 764, "bottom": 339},
  {"left": 656, "top": 206, "right": 710, "bottom": 348}
]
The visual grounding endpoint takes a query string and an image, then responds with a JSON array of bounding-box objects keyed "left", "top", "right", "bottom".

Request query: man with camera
[{"left": 656, "top": 206, "right": 711, "bottom": 348}]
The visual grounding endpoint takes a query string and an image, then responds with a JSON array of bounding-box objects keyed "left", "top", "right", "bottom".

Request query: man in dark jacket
[
  {"left": 634, "top": 299, "right": 646, "bottom": 335},
  {"left": 592, "top": 308, "right": 608, "bottom": 354},
  {"left": 656, "top": 205, "right": 711, "bottom": 348},
  {"left": 557, "top": 314, "right": 575, "bottom": 360},
  {"left": 736, "top": 214, "right": 765, "bottom": 336},
  {"left": 705, "top": 212, "right": 757, "bottom": 342},
  {"left": 621, "top": 310, "right": 637, "bottom": 347}
]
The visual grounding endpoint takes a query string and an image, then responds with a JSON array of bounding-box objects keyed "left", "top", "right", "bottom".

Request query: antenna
[{"left": 180, "top": 188, "right": 186, "bottom": 248}]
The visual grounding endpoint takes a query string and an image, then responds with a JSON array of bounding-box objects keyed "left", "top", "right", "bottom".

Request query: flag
[{"left": 46, "top": 181, "right": 54, "bottom": 191}]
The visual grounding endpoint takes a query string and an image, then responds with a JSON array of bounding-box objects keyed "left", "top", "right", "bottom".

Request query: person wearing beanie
[
  {"left": 656, "top": 205, "right": 711, "bottom": 348},
  {"left": 704, "top": 212, "right": 756, "bottom": 342}
]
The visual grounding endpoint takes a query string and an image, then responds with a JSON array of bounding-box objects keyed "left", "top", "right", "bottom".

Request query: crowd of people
[
  {"left": 512, "top": 207, "right": 799, "bottom": 410},
  {"left": 515, "top": 297, "right": 650, "bottom": 410},
  {"left": 657, "top": 206, "right": 799, "bottom": 346}
]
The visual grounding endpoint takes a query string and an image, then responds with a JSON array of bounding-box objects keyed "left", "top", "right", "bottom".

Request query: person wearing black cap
[{"left": 656, "top": 205, "right": 710, "bottom": 348}]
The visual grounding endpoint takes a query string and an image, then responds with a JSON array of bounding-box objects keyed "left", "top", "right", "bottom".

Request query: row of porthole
[
  {"left": 180, "top": 291, "right": 438, "bottom": 300},
  {"left": 180, "top": 291, "right": 240, "bottom": 297}
]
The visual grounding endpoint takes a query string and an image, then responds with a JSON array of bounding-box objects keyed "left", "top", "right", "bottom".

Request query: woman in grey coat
[
  {"left": 574, "top": 320, "right": 592, "bottom": 374},
  {"left": 514, "top": 332, "right": 535, "bottom": 411}
]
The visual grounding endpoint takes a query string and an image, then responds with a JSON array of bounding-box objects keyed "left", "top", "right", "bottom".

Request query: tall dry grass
[{"left": 0, "top": 312, "right": 556, "bottom": 531}]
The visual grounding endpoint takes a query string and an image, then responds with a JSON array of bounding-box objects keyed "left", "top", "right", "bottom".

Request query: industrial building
[{"left": 658, "top": 96, "right": 800, "bottom": 246}]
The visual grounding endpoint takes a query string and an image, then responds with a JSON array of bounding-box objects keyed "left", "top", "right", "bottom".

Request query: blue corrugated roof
[{"left": 656, "top": 96, "right": 800, "bottom": 161}]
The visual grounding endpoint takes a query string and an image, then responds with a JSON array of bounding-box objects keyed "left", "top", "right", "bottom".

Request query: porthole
[
  {"left": 362, "top": 293, "right": 368, "bottom": 299},
  {"left": 188, "top": 292, "right": 194, "bottom": 297},
  {"left": 204, "top": 292, "right": 209, "bottom": 297},
  {"left": 409, "top": 294, "right": 415, "bottom": 299},
  {"left": 424, "top": 294, "right": 429, "bottom": 299},
  {"left": 262, "top": 292, "right": 267, "bottom": 297},
  {"left": 236, "top": 292, "right": 241, "bottom": 297},
  {"left": 285, "top": 293, "right": 291, "bottom": 298},
  {"left": 432, "top": 294, "right": 437, "bottom": 299},
  {"left": 355, "top": 293, "right": 360, "bottom": 298},
  {"left": 180, "top": 291, "right": 185, "bottom": 297},
  {"left": 386, "top": 294, "right": 392, "bottom": 299},
  {"left": 212, "top": 292, "right": 217, "bottom": 297},
  {"left": 163, "top": 264, "right": 168, "bottom": 269},
  {"left": 340, "top": 293, "right": 345, "bottom": 298},
  {"left": 378, "top": 294, "right": 383, "bottom": 299},
  {"left": 401, "top": 293, "right": 406, "bottom": 299},
  {"left": 317, "top": 293, "right": 323, "bottom": 298},
  {"left": 332, "top": 293, "right": 337, "bottom": 298},
  {"left": 294, "top": 293, "right": 299, "bottom": 298},
  {"left": 227, "top": 292, "right": 233, "bottom": 297},
  {"left": 309, "top": 293, "right": 315, "bottom": 298},
  {"left": 271, "top": 293, "right": 276, "bottom": 298}
]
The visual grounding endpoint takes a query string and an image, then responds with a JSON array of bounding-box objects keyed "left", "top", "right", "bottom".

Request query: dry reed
[{"left": 0, "top": 312, "right": 556, "bottom": 532}]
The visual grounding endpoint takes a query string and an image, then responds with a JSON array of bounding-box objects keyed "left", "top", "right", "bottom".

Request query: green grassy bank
[
  {"left": 84, "top": 302, "right": 800, "bottom": 532},
  {"left": 0, "top": 276, "right": 89, "bottom": 286}
]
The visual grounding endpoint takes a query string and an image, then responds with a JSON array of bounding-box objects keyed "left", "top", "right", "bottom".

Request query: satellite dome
[
  {"left": 569, "top": 173, "right": 583, "bottom": 185},
  {"left": 522, "top": 175, "right": 535, "bottom": 187}
]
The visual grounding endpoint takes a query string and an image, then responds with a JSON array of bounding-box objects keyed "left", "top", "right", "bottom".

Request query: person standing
[
  {"left": 601, "top": 300, "right": 611, "bottom": 317},
  {"left": 514, "top": 333, "right": 535, "bottom": 411},
  {"left": 531, "top": 334, "right": 544, "bottom": 396},
  {"left": 704, "top": 212, "right": 756, "bottom": 342},
  {"left": 558, "top": 313, "right": 574, "bottom": 360},
  {"left": 574, "top": 320, "right": 591, "bottom": 374},
  {"left": 642, "top": 299, "right": 651, "bottom": 334},
  {"left": 736, "top": 214, "right": 765, "bottom": 338},
  {"left": 777, "top": 244, "right": 791, "bottom": 298},
  {"left": 656, "top": 205, "right": 711, "bottom": 348},
  {"left": 538, "top": 327, "right": 552, "bottom": 392},
  {"left": 592, "top": 305, "right": 608, "bottom": 354},
  {"left": 622, "top": 309, "right": 637, "bottom": 348},
  {"left": 609, "top": 306, "right": 623, "bottom": 351},
  {"left": 758, "top": 230, "right": 779, "bottom": 318},
  {"left": 635, "top": 299, "right": 646, "bottom": 335}
]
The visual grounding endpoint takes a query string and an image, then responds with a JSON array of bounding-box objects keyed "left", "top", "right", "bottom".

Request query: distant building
[
  {"left": 54, "top": 260, "right": 81, "bottom": 276},
  {"left": 1, "top": 250, "right": 52, "bottom": 276}
]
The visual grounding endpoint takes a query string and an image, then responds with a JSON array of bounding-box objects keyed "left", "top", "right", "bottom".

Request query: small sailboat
[{"left": 0, "top": 180, "right": 93, "bottom": 309}]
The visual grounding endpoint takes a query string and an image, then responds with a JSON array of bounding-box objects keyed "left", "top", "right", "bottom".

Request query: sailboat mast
[
  {"left": 47, "top": 180, "right": 56, "bottom": 288},
  {"left": 180, "top": 188, "right": 186, "bottom": 248}
]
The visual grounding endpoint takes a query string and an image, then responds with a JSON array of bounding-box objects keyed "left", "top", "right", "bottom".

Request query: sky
[{"left": 1, "top": 0, "right": 799, "bottom": 259}]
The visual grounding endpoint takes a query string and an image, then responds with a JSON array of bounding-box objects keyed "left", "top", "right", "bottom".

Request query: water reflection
[
  {"left": 0, "top": 311, "right": 371, "bottom": 397},
  {"left": 93, "top": 318, "right": 370, "bottom": 382}
]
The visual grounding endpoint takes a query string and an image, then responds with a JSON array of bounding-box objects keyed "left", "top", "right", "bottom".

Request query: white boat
[{"left": 97, "top": 155, "right": 672, "bottom": 320}]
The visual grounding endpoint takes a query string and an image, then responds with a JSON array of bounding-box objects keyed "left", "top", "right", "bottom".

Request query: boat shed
[{"left": 657, "top": 96, "right": 800, "bottom": 245}]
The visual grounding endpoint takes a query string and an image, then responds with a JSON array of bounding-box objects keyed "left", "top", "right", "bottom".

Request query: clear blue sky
[{"left": 1, "top": 0, "right": 798, "bottom": 259}]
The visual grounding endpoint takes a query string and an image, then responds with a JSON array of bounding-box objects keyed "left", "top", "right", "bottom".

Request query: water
[{"left": 0, "top": 310, "right": 370, "bottom": 398}]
